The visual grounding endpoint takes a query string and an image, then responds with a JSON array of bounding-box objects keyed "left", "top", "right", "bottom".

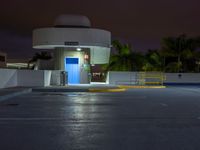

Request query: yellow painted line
[
  {"left": 145, "top": 82, "right": 162, "bottom": 84},
  {"left": 118, "top": 85, "right": 166, "bottom": 89},
  {"left": 89, "top": 88, "right": 126, "bottom": 92}
]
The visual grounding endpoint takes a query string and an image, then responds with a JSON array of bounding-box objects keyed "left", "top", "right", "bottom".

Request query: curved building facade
[{"left": 32, "top": 15, "right": 111, "bottom": 84}]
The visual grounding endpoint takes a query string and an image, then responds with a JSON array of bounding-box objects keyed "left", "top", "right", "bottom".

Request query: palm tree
[
  {"left": 131, "top": 52, "right": 146, "bottom": 71},
  {"left": 161, "top": 34, "right": 198, "bottom": 72},
  {"left": 192, "top": 51, "right": 200, "bottom": 72},
  {"left": 143, "top": 50, "right": 164, "bottom": 71},
  {"left": 102, "top": 40, "right": 134, "bottom": 71},
  {"left": 28, "top": 51, "right": 52, "bottom": 69}
]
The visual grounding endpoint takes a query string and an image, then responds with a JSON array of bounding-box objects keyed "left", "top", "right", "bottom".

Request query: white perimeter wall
[
  {"left": 165, "top": 73, "right": 200, "bottom": 84},
  {"left": 0, "top": 69, "right": 52, "bottom": 89},
  {"left": 44, "top": 70, "right": 52, "bottom": 86},
  {"left": 0, "top": 69, "right": 18, "bottom": 88},
  {"left": 50, "top": 70, "right": 62, "bottom": 86},
  {"left": 2, "top": 70, "right": 200, "bottom": 88},
  {"left": 106, "top": 71, "right": 137, "bottom": 85},
  {"left": 107, "top": 71, "right": 200, "bottom": 85},
  {"left": 17, "top": 70, "right": 52, "bottom": 87}
]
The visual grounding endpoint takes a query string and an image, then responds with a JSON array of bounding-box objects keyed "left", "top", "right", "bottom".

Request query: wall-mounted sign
[{"left": 64, "top": 41, "right": 79, "bottom": 46}]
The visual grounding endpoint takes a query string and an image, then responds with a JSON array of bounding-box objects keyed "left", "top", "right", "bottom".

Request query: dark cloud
[{"left": 0, "top": 0, "right": 200, "bottom": 58}]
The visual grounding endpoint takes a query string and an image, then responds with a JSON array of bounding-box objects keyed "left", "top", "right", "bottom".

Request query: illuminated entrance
[{"left": 65, "top": 57, "right": 80, "bottom": 84}]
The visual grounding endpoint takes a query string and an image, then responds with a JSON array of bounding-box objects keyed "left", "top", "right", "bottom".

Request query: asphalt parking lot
[{"left": 0, "top": 86, "right": 200, "bottom": 150}]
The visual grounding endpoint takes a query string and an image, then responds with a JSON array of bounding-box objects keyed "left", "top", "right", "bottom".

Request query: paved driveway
[{"left": 0, "top": 87, "right": 200, "bottom": 150}]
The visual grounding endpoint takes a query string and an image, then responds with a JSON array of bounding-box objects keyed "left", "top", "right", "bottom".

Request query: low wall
[
  {"left": 0, "top": 69, "right": 52, "bottom": 89},
  {"left": 44, "top": 70, "right": 52, "bottom": 86},
  {"left": 50, "top": 70, "right": 62, "bottom": 86},
  {"left": 0, "top": 69, "right": 17, "bottom": 88},
  {"left": 106, "top": 71, "right": 137, "bottom": 85},
  {"left": 107, "top": 71, "right": 200, "bottom": 85},
  {"left": 17, "top": 70, "right": 52, "bottom": 87},
  {"left": 165, "top": 73, "right": 200, "bottom": 84}
]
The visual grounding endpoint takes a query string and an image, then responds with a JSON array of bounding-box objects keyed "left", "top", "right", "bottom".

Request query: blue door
[{"left": 65, "top": 57, "right": 80, "bottom": 84}]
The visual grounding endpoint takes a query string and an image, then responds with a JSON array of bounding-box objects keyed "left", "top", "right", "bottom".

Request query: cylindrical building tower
[{"left": 33, "top": 15, "right": 111, "bottom": 84}]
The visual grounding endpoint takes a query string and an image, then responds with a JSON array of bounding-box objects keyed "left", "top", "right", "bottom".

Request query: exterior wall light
[{"left": 77, "top": 48, "right": 82, "bottom": 51}]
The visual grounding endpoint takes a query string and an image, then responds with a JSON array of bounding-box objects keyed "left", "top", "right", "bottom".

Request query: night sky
[{"left": 0, "top": 0, "right": 200, "bottom": 58}]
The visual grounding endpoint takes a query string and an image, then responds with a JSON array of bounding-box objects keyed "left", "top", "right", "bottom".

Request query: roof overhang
[{"left": 33, "top": 28, "right": 111, "bottom": 49}]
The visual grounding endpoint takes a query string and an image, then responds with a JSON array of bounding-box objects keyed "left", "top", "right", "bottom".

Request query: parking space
[{"left": 0, "top": 87, "right": 200, "bottom": 150}]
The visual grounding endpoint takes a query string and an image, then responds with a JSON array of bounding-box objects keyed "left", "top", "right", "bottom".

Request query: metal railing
[{"left": 136, "top": 72, "right": 166, "bottom": 85}]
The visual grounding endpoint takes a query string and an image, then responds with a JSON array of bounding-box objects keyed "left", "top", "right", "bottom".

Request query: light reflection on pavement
[{"left": 0, "top": 87, "right": 200, "bottom": 149}]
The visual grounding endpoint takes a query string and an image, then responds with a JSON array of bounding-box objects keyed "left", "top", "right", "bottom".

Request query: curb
[
  {"left": 118, "top": 85, "right": 166, "bottom": 89},
  {"left": 33, "top": 88, "right": 126, "bottom": 93},
  {"left": 89, "top": 88, "right": 126, "bottom": 92},
  {"left": 32, "top": 88, "right": 88, "bottom": 92}
]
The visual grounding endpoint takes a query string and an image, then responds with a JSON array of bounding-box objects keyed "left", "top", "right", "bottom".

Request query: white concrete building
[{"left": 33, "top": 15, "right": 111, "bottom": 84}]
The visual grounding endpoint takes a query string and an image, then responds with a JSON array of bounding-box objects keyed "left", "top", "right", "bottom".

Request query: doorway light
[{"left": 77, "top": 47, "right": 82, "bottom": 51}]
